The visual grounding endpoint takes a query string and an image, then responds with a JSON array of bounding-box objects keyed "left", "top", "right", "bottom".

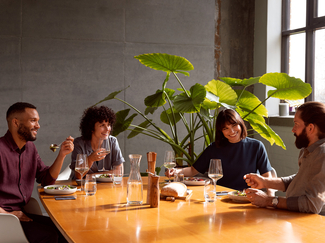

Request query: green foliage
[{"left": 96, "top": 53, "right": 312, "bottom": 165}]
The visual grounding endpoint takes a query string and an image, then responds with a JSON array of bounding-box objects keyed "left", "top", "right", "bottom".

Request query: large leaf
[
  {"left": 127, "top": 120, "right": 152, "bottom": 138},
  {"left": 145, "top": 107, "right": 158, "bottom": 115},
  {"left": 205, "top": 79, "right": 237, "bottom": 106},
  {"left": 174, "top": 83, "right": 206, "bottom": 113},
  {"left": 135, "top": 53, "right": 194, "bottom": 76},
  {"left": 234, "top": 89, "right": 268, "bottom": 118},
  {"left": 160, "top": 108, "right": 182, "bottom": 125},
  {"left": 260, "top": 72, "right": 312, "bottom": 100},
  {"left": 112, "top": 109, "right": 137, "bottom": 136},
  {"left": 144, "top": 88, "right": 175, "bottom": 108},
  {"left": 220, "top": 76, "right": 260, "bottom": 87},
  {"left": 247, "top": 119, "right": 286, "bottom": 149},
  {"left": 237, "top": 108, "right": 265, "bottom": 124},
  {"left": 94, "top": 87, "right": 127, "bottom": 106}
]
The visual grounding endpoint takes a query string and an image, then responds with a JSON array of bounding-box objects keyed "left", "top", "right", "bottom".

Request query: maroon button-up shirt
[{"left": 0, "top": 130, "right": 55, "bottom": 212}]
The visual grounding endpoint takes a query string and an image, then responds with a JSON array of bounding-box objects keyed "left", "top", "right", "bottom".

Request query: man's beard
[
  {"left": 18, "top": 124, "right": 37, "bottom": 142},
  {"left": 294, "top": 128, "right": 309, "bottom": 149}
]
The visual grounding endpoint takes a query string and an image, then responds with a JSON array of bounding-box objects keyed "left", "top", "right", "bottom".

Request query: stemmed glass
[
  {"left": 164, "top": 150, "right": 176, "bottom": 184},
  {"left": 75, "top": 154, "right": 89, "bottom": 190},
  {"left": 208, "top": 159, "right": 223, "bottom": 199},
  {"left": 97, "top": 139, "right": 110, "bottom": 172}
]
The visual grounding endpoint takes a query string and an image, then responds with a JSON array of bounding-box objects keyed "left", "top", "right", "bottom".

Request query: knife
[{"left": 42, "top": 196, "right": 76, "bottom": 200}]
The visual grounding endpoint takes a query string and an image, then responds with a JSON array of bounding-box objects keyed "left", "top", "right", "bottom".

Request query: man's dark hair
[
  {"left": 296, "top": 101, "right": 325, "bottom": 139},
  {"left": 6, "top": 102, "right": 37, "bottom": 120},
  {"left": 80, "top": 106, "right": 116, "bottom": 140},
  {"left": 215, "top": 109, "right": 247, "bottom": 147}
]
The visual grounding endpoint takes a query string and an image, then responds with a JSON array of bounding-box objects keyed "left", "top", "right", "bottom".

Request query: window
[{"left": 282, "top": 0, "right": 325, "bottom": 103}]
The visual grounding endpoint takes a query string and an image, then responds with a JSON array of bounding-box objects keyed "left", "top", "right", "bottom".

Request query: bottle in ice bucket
[{"left": 127, "top": 154, "right": 143, "bottom": 205}]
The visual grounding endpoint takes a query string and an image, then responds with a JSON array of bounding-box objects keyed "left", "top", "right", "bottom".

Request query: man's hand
[
  {"left": 243, "top": 173, "right": 265, "bottom": 189},
  {"left": 245, "top": 188, "right": 271, "bottom": 208},
  {"left": 0, "top": 207, "right": 32, "bottom": 222},
  {"left": 58, "top": 136, "right": 74, "bottom": 157}
]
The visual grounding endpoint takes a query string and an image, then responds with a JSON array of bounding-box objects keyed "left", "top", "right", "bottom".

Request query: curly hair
[
  {"left": 79, "top": 106, "right": 116, "bottom": 140},
  {"left": 215, "top": 109, "right": 247, "bottom": 147}
]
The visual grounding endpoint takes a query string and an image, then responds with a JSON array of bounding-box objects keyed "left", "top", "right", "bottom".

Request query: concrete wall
[
  {"left": 0, "top": 0, "right": 258, "bottom": 211},
  {"left": 0, "top": 0, "right": 216, "bottom": 169},
  {"left": 0, "top": 0, "right": 217, "bottom": 208}
]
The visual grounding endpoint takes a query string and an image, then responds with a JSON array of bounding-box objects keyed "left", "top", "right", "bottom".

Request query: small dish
[
  {"left": 227, "top": 191, "right": 250, "bottom": 203},
  {"left": 44, "top": 185, "right": 77, "bottom": 195},
  {"left": 96, "top": 174, "right": 113, "bottom": 182},
  {"left": 183, "top": 177, "right": 206, "bottom": 186}
]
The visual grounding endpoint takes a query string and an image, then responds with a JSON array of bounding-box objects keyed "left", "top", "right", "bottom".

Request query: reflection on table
[{"left": 38, "top": 177, "right": 325, "bottom": 243}]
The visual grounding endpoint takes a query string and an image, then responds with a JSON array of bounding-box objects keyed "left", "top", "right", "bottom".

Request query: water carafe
[{"left": 127, "top": 154, "right": 143, "bottom": 205}]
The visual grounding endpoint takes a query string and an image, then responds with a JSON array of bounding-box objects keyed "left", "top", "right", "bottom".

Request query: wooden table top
[{"left": 39, "top": 177, "right": 325, "bottom": 243}]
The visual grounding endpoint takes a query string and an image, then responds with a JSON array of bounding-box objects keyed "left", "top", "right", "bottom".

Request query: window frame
[{"left": 281, "top": 0, "right": 325, "bottom": 102}]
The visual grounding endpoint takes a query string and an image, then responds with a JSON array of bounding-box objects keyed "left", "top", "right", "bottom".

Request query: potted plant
[{"left": 94, "top": 53, "right": 311, "bottom": 174}]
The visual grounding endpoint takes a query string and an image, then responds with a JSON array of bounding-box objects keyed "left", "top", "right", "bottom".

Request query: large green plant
[{"left": 95, "top": 53, "right": 311, "bottom": 167}]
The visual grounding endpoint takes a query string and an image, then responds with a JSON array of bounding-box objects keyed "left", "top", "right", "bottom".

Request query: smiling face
[
  {"left": 222, "top": 122, "right": 242, "bottom": 143},
  {"left": 16, "top": 108, "right": 40, "bottom": 142},
  {"left": 92, "top": 120, "right": 111, "bottom": 141}
]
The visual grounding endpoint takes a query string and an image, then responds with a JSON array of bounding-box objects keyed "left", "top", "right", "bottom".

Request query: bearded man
[
  {"left": 0, "top": 102, "right": 74, "bottom": 242},
  {"left": 244, "top": 101, "right": 325, "bottom": 215}
]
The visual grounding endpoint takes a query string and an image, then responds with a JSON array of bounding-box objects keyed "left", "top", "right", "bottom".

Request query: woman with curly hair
[{"left": 69, "top": 106, "right": 124, "bottom": 179}]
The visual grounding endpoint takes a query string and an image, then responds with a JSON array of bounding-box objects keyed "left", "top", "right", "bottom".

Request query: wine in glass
[
  {"left": 164, "top": 151, "right": 176, "bottom": 184},
  {"left": 97, "top": 139, "right": 110, "bottom": 172},
  {"left": 208, "top": 159, "right": 223, "bottom": 199},
  {"left": 75, "top": 154, "right": 89, "bottom": 191}
]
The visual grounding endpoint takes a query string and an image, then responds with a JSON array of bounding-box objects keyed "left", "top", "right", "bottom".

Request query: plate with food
[
  {"left": 44, "top": 185, "right": 77, "bottom": 195},
  {"left": 183, "top": 177, "right": 206, "bottom": 186},
  {"left": 228, "top": 190, "right": 250, "bottom": 203},
  {"left": 96, "top": 174, "right": 113, "bottom": 182}
]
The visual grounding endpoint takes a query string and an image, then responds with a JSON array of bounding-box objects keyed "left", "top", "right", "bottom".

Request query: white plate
[
  {"left": 227, "top": 191, "right": 250, "bottom": 203},
  {"left": 44, "top": 185, "right": 77, "bottom": 195},
  {"left": 96, "top": 174, "right": 113, "bottom": 182},
  {"left": 183, "top": 177, "right": 206, "bottom": 186}
]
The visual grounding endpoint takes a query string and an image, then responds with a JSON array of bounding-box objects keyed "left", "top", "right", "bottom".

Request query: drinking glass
[
  {"left": 97, "top": 139, "right": 110, "bottom": 172},
  {"left": 84, "top": 174, "right": 97, "bottom": 196},
  {"left": 163, "top": 151, "right": 176, "bottom": 184},
  {"left": 113, "top": 165, "right": 123, "bottom": 185},
  {"left": 174, "top": 172, "right": 184, "bottom": 182},
  {"left": 204, "top": 180, "right": 216, "bottom": 202},
  {"left": 75, "top": 154, "right": 89, "bottom": 190},
  {"left": 208, "top": 159, "right": 223, "bottom": 199}
]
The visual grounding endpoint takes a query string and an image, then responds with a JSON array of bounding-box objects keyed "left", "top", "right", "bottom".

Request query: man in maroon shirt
[{"left": 0, "top": 102, "right": 74, "bottom": 243}]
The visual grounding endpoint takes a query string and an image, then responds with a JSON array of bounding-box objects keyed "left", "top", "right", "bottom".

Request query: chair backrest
[
  {"left": 23, "top": 197, "right": 43, "bottom": 216},
  {"left": 0, "top": 213, "right": 29, "bottom": 243},
  {"left": 270, "top": 167, "right": 277, "bottom": 178},
  {"left": 57, "top": 165, "right": 72, "bottom": 181}
]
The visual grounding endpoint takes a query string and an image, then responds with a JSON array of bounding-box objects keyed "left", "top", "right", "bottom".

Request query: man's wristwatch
[{"left": 272, "top": 196, "right": 279, "bottom": 208}]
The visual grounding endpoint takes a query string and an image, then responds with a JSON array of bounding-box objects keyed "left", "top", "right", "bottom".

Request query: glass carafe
[{"left": 127, "top": 154, "right": 143, "bottom": 205}]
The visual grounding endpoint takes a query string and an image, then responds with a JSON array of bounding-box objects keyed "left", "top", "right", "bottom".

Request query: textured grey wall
[{"left": 0, "top": 0, "right": 216, "bottom": 176}]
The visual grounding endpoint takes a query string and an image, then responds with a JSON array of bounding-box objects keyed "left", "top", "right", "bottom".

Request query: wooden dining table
[{"left": 38, "top": 177, "right": 325, "bottom": 243}]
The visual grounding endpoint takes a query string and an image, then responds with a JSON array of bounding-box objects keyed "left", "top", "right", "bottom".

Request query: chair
[
  {"left": 57, "top": 164, "right": 72, "bottom": 181},
  {"left": 22, "top": 197, "right": 42, "bottom": 216},
  {"left": 0, "top": 213, "right": 29, "bottom": 243},
  {"left": 0, "top": 197, "right": 42, "bottom": 243},
  {"left": 270, "top": 167, "right": 277, "bottom": 178}
]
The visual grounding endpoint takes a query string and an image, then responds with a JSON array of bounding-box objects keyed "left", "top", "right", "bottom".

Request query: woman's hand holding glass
[
  {"left": 163, "top": 151, "right": 176, "bottom": 184},
  {"left": 97, "top": 139, "right": 110, "bottom": 172}
]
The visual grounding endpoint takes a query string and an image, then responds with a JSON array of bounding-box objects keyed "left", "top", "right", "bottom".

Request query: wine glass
[
  {"left": 97, "top": 139, "right": 110, "bottom": 172},
  {"left": 75, "top": 154, "right": 89, "bottom": 190},
  {"left": 164, "top": 150, "right": 176, "bottom": 184},
  {"left": 208, "top": 159, "right": 223, "bottom": 199}
]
